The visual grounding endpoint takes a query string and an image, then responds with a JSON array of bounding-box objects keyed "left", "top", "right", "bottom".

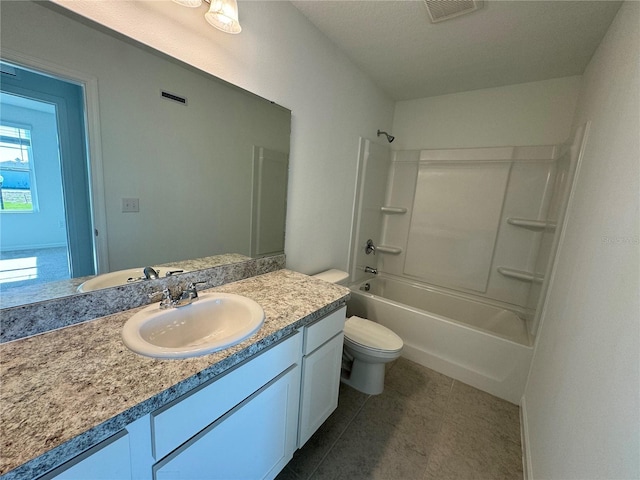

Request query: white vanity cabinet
[
  {"left": 150, "top": 332, "right": 302, "bottom": 461},
  {"left": 297, "top": 307, "right": 346, "bottom": 447},
  {"left": 151, "top": 332, "right": 302, "bottom": 480},
  {"left": 154, "top": 366, "right": 300, "bottom": 480},
  {"left": 35, "top": 306, "right": 347, "bottom": 480},
  {"left": 40, "top": 332, "right": 302, "bottom": 480}
]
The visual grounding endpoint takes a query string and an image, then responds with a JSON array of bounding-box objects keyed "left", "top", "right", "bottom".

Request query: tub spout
[{"left": 364, "top": 266, "right": 378, "bottom": 275}]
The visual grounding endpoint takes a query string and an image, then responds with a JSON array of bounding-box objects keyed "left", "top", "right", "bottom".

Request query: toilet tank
[{"left": 312, "top": 269, "right": 349, "bottom": 285}]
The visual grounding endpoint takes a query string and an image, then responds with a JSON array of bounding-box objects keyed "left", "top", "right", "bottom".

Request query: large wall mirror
[{"left": 0, "top": 1, "right": 291, "bottom": 308}]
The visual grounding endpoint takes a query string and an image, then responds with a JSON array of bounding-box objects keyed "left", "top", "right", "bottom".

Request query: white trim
[
  {"left": 520, "top": 395, "right": 532, "bottom": 480},
  {"left": 0, "top": 48, "right": 109, "bottom": 273},
  {"left": 83, "top": 74, "right": 109, "bottom": 273}
]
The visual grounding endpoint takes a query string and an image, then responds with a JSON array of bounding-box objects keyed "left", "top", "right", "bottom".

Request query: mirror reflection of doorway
[{"left": 0, "top": 61, "right": 95, "bottom": 292}]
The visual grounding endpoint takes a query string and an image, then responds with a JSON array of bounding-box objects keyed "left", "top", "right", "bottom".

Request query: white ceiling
[{"left": 290, "top": 0, "right": 622, "bottom": 100}]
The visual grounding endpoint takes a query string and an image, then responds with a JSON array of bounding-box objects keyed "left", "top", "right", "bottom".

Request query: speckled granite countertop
[{"left": 0, "top": 270, "right": 349, "bottom": 479}]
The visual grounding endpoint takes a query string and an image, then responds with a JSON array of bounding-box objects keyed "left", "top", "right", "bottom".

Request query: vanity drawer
[
  {"left": 39, "top": 430, "right": 131, "bottom": 480},
  {"left": 152, "top": 332, "right": 301, "bottom": 460},
  {"left": 303, "top": 307, "right": 346, "bottom": 355},
  {"left": 154, "top": 366, "right": 300, "bottom": 480}
]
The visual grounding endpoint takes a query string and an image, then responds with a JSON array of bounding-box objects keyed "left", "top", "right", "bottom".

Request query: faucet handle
[
  {"left": 365, "top": 239, "right": 376, "bottom": 255},
  {"left": 185, "top": 281, "right": 206, "bottom": 299},
  {"left": 148, "top": 288, "right": 177, "bottom": 309},
  {"left": 165, "top": 269, "right": 184, "bottom": 277}
]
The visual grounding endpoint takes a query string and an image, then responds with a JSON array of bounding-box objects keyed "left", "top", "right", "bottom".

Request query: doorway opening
[{"left": 0, "top": 61, "right": 95, "bottom": 292}]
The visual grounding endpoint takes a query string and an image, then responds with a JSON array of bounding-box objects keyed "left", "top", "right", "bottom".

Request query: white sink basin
[
  {"left": 122, "top": 293, "right": 265, "bottom": 359},
  {"left": 77, "top": 267, "right": 187, "bottom": 292}
]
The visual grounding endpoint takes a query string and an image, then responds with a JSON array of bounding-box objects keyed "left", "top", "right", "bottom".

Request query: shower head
[{"left": 377, "top": 130, "right": 395, "bottom": 143}]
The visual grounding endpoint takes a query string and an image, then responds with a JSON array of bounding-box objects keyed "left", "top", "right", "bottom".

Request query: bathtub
[{"left": 347, "top": 275, "right": 534, "bottom": 404}]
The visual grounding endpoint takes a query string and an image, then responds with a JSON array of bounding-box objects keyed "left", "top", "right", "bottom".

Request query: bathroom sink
[
  {"left": 121, "top": 293, "right": 265, "bottom": 358},
  {"left": 77, "top": 266, "right": 187, "bottom": 292}
]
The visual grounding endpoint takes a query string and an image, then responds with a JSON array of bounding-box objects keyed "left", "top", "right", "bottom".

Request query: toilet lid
[
  {"left": 344, "top": 316, "right": 403, "bottom": 352},
  {"left": 312, "top": 269, "right": 349, "bottom": 284}
]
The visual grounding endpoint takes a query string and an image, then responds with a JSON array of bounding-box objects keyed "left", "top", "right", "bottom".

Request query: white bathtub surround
[
  {"left": 347, "top": 139, "right": 581, "bottom": 402},
  {"left": 380, "top": 145, "right": 569, "bottom": 316},
  {"left": 347, "top": 276, "right": 532, "bottom": 404},
  {"left": 404, "top": 148, "right": 514, "bottom": 293},
  {"left": 526, "top": 123, "right": 589, "bottom": 336}
]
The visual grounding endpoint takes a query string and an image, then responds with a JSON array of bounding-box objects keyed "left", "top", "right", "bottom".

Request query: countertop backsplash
[{"left": 0, "top": 254, "right": 285, "bottom": 343}]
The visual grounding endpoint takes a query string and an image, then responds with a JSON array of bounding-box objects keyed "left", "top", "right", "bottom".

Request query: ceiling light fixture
[{"left": 172, "top": 0, "right": 242, "bottom": 34}]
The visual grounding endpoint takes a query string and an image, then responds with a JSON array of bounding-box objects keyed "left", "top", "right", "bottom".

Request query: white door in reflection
[{"left": 250, "top": 146, "right": 288, "bottom": 258}]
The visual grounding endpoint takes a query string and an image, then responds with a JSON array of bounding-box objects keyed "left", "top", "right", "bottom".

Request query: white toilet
[{"left": 313, "top": 269, "right": 404, "bottom": 395}]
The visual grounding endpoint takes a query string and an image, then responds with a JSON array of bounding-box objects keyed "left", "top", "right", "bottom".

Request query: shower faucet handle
[{"left": 365, "top": 239, "right": 376, "bottom": 255}]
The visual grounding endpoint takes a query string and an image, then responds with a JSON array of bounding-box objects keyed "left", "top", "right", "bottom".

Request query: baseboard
[{"left": 520, "top": 395, "right": 532, "bottom": 480}]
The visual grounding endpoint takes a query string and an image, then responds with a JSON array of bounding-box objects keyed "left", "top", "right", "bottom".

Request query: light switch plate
[{"left": 122, "top": 197, "right": 139, "bottom": 213}]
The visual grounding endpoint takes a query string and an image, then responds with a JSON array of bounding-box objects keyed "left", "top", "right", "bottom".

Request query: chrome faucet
[
  {"left": 364, "top": 266, "right": 378, "bottom": 275},
  {"left": 143, "top": 266, "right": 160, "bottom": 280},
  {"left": 149, "top": 287, "right": 172, "bottom": 309},
  {"left": 149, "top": 281, "right": 206, "bottom": 309}
]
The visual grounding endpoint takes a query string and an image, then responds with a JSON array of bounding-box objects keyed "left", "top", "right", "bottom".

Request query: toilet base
[{"left": 340, "top": 358, "right": 386, "bottom": 395}]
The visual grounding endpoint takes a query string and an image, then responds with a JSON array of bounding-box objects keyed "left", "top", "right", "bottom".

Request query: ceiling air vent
[{"left": 423, "top": 0, "right": 484, "bottom": 23}]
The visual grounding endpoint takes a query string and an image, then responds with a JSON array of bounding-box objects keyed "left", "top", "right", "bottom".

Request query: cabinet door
[
  {"left": 152, "top": 332, "right": 301, "bottom": 460},
  {"left": 298, "top": 332, "right": 344, "bottom": 447},
  {"left": 154, "top": 365, "right": 300, "bottom": 480},
  {"left": 41, "top": 431, "right": 132, "bottom": 480}
]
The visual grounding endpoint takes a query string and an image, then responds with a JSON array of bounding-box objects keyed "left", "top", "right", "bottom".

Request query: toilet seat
[{"left": 344, "top": 316, "right": 403, "bottom": 353}]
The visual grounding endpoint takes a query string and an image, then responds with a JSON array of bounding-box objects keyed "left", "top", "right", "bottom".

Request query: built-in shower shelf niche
[
  {"left": 497, "top": 267, "right": 544, "bottom": 284},
  {"left": 507, "top": 217, "right": 557, "bottom": 232},
  {"left": 380, "top": 206, "right": 407, "bottom": 214},
  {"left": 377, "top": 245, "right": 402, "bottom": 255}
]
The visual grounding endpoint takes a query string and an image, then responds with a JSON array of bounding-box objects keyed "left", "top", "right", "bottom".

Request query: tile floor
[{"left": 278, "top": 357, "right": 523, "bottom": 480}]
